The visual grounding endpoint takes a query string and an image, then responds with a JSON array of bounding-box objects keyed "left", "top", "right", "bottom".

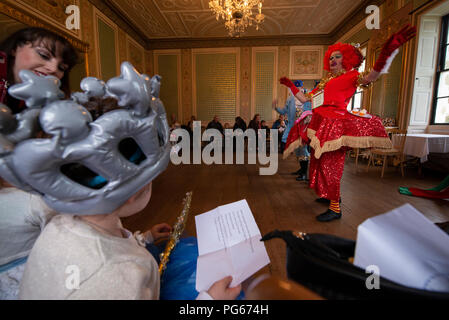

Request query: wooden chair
[
  {"left": 366, "top": 129, "right": 407, "bottom": 178},
  {"left": 353, "top": 148, "right": 371, "bottom": 172}
]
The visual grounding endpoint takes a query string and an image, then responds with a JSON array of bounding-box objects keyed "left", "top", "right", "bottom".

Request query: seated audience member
[
  {"left": 233, "top": 116, "right": 247, "bottom": 131},
  {"left": 248, "top": 114, "right": 262, "bottom": 149},
  {"left": 186, "top": 115, "right": 196, "bottom": 139},
  {"left": 260, "top": 120, "right": 270, "bottom": 140},
  {"left": 206, "top": 115, "right": 224, "bottom": 134},
  {"left": 260, "top": 120, "right": 269, "bottom": 130},
  {"left": 206, "top": 115, "right": 224, "bottom": 145},
  {"left": 248, "top": 114, "right": 261, "bottom": 131},
  {"left": 271, "top": 114, "right": 285, "bottom": 130},
  {"left": 275, "top": 120, "right": 286, "bottom": 152},
  {"left": 187, "top": 115, "right": 196, "bottom": 129}
]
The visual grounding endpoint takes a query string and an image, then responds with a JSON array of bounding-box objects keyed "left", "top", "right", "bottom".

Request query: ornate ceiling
[{"left": 106, "top": 0, "right": 368, "bottom": 40}]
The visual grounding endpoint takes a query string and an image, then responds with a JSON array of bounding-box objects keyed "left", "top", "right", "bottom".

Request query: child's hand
[
  {"left": 207, "top": 276, "right": 241, "bottom": 300},
  {"left": 149, "top": 223, "right": 172, "bottom": 241}
]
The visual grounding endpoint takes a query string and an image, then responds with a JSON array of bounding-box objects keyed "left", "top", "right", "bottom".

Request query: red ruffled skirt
[
  {"left": 307, "top": 106, "right": 391, "bottom": 158},
  {"left": 284, "top": 106, "right": 392, "bottom": 201}
]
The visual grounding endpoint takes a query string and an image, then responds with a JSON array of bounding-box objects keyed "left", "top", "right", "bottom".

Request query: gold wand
[{"left": 158, "top": 191, "right": 193, "bottom": 275}]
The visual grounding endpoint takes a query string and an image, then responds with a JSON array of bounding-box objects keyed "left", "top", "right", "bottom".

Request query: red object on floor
[{"left": 407, "top": 187, "right": 449, "bottom": 199}]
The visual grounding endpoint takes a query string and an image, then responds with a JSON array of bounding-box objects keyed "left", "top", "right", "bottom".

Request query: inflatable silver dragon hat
[{"left": 0, "top": 62, "right": 170, "bottom": 215}]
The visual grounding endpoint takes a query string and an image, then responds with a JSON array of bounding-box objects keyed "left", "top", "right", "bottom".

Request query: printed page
[
  {"left": 195, "top": 199, "right": 270, "bottom": 292},
  {"left": 195, "top": 200, "right": 262, "bottom": 255}
]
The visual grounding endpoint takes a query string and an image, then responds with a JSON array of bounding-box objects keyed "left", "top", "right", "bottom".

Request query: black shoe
[
  {"left": 291, "top": 169, "right": 302, "bottom": 175},
  {"left": 315, "top": 198, "right": 341, "bottom": 204},
  {"left": 296, "top": 175, "right": 307, "bottom": 181},
  {"left": 316, "top": 209, "right": 342, "bottom": 222}
]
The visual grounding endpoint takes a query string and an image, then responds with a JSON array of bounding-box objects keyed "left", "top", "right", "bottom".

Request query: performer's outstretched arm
[
  {"left": 360, "top": 25, "right": 416, "bottom": 86},
  {"left": 279, "top": 77, "right": 311, "bottom": 103}
]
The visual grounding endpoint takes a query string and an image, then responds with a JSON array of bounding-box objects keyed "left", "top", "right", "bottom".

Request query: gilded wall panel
[
  {"left": 80, "top": 1, "right": 97, "bottom": 77},
  {"left": 127, "top": 37, "right": 144, "bottom": 74},
  {"left": 278, "top": 46, "right": 290, "bottom": 106},
  {"left": 118, "top": 29, "right": 127, "bottom": 66},
  {"left": 240, "top": 47, "right": 251, "bottom": 123},
  {"left": 6, "top": 0, "right": 81, "bottom": 39},
  {"left": 145, "top": 50, "right": 154, "bottom": 76},
  {"left": 181, "top": 49, "right": 192, "bottom": 123}
]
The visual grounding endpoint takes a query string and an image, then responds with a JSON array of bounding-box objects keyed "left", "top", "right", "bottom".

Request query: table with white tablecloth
[{"left": 393, "top": 133, "right": 449, "bottom": 163}]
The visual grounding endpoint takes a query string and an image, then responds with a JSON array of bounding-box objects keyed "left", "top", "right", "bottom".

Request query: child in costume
[
  {"left": 0, "top": 61, "right": 241, "bottom": 300},
  {"left": 281, "top": 25, "right": 416, "bottom": 222}
]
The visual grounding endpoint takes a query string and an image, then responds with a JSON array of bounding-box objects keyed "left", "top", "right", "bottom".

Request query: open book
[{"left": 195, "top": 199, "right": 270, "bottom": 292}]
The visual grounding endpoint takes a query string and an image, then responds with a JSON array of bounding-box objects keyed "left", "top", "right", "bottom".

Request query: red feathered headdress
[{"left": 323, "top": 43, "right": 364, "bottom": 72}]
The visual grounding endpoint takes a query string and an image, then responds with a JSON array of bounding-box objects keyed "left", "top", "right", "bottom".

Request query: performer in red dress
[{"left": 280, "top": 25, "right": 416, "bottom": 222}]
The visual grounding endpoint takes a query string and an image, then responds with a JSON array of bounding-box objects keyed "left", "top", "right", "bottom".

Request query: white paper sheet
[
  {"left": 195, "top": 200, "right": 270, "bottom": 292},
  {"left": 354, "top": 203, "right": 449, "bottom": 292}
]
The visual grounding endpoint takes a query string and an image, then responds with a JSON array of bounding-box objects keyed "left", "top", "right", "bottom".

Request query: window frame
[
  {"left": 348, "top": 45, "right": 367, "bottom": 111},
  {"left": 430, "top": 13, "right": 449, "bottom": 125}
]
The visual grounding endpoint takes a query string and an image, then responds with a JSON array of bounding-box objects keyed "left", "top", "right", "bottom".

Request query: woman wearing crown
[{"left": 280, "top": 25, "right": 416, "bottom": 222}]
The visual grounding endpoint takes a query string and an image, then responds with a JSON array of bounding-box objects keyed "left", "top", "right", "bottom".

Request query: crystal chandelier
[{"left": 209, "top": 0, "right": 265, "bottom": 37}]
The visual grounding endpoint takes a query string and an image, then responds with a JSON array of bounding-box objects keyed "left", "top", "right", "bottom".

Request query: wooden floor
[{"left": 123, "top": 152, "right": 449, "bottom": 279}]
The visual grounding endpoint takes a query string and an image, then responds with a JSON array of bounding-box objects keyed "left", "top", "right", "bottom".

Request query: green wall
[
  {"left": 157, "top": 55, "right": 179, "bottom": 122},
  {"left": 98, "top": 19, "right": 116, "bottom": 81}
]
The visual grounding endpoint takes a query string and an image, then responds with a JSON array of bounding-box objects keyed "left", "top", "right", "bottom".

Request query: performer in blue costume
[{"left": 274, "top": 80, "right": 312, "bottom": 180}]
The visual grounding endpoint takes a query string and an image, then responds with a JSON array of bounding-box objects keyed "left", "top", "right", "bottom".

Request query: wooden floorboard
[{"left": 123, "top": 152, "right": 449, "bottom": 279}]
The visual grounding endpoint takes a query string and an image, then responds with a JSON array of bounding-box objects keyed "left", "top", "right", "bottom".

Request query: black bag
[{"left": 261, "top": 230, "right": 449, "bottom": 300}]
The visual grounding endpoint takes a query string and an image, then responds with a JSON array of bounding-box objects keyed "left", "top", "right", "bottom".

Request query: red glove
[
  {"left": 280, "top": 77, "right": 299, "bottom": 96},
  {"left": 373, "top": 24, "right": 416, "bottom": 72}
]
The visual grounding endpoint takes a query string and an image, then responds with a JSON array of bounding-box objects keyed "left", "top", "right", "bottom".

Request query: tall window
[
  {"left": 347, "top": 46, "right": 367, "bottom": 111},
  {"left": 432, "top": 13, "right": 449, "bottom": 124}
]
